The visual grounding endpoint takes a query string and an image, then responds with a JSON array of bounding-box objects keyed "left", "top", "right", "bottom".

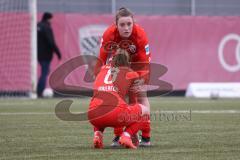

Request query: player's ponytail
[
  {"left": 115, "top": 7, "right": 134, "bottom": 25},
  {"left": 112, "top": 49, "right": 130, "bottom": 67}
]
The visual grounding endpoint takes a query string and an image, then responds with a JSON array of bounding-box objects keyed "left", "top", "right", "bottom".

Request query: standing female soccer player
[{"left": 96, "top": 7, "right": 151, "bottom": 147}]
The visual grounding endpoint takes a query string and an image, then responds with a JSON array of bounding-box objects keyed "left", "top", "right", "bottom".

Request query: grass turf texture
[{"left": 0, "top": 97, "right": 240, "bottom": 160}]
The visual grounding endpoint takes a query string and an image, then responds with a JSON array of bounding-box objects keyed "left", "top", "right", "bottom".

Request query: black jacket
[{"left": 37, "top": 20, "right": 61, "bottom": 61}]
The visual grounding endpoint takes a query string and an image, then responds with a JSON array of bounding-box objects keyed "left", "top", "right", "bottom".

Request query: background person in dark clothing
[{"left": 37, "top": 12, "right": 61, "bottom": 97}]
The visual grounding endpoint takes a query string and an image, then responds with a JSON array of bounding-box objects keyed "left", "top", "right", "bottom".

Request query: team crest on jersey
[
  {"left": 129, "top": 44, "right": 136, "bottom": 54},
  {"left": 79, "top": 25, "right": 107, "bottom": 56}
]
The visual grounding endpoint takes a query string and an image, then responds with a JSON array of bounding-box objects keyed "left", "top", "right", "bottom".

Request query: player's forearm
[
  {"left": 137, "top": 91, "right": 150, "bottom": 115},
  {"left": 137, "top": 90, "right": 149, "bottom": 108}
]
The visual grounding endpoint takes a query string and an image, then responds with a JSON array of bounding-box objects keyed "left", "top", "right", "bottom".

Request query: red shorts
[{"left": 88, "top": 103, "right": 142, "bottom": 131}]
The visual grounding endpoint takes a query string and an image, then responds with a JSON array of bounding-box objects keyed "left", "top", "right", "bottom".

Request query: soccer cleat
[
  {"left": 93, "top": 131, "right": 103, "bottom": 149},
  {"left": 139, "top": 136, "right": 151, "bottom": 147},
  {"left": 131, "top": 134, "right": 139, "bottom": 147},
  {"left": 110, "top": 136, "right": 120, "bottom": 147},
  {"left": 119, "top": 134, "right": 137, "bottom": 149}
]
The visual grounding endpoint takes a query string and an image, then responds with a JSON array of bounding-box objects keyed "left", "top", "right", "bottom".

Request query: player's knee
[{"left": 139, "top": 104, "right": 150, "bottom": 115}]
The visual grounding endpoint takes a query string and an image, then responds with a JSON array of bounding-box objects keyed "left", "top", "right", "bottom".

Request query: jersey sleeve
[
  {"left": 94, "top": 29, "right": 111, "bottom": 76},
  {"left": 132, "top": 29, "right": 151, "bottom": 84},
  {"left": 98, "top": 27, "right": 114, "bottom": 65},
  {"left": 99, "top": 37, "right": 108, "bottom": 65},
  {"left": 135, "top": 28, "right": 151, "bottom": 63}
]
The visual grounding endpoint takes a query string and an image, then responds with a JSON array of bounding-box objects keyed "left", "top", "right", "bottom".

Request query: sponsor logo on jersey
[
  {"left": 145, "top": 44, "right": 150, "bottom": 55},
  {"left": 129, "top": 44, "right": 136, "bottom": 54}
]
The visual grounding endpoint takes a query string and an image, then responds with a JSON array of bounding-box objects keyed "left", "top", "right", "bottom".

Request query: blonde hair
[
  {"left": 112, "top": 49, "right": 130, "bottom": 67},
  {"left": 115, "top": 7, "right": 134, "bottom": 25}
]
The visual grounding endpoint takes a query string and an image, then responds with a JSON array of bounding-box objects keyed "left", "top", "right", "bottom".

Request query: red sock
[
  {"left": 140, "top": 115, "right": 151, "bottom": 138},
  {"left": 114, "top": 127, "right": 123, "bottom": 137}
]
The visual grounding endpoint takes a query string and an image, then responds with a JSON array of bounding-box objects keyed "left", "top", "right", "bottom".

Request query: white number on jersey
[{"left": 104, "top": 67, "right": 120, "bottom": 84}]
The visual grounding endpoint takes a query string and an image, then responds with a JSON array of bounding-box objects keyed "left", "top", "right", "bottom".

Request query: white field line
[
  {"left": 1, "top": 110, "right": 240, "bottom": 116},
  {"left": 157, "top": 110, "right": 240, "bottom": 114},
  {"left": 0, "top": 112, "right": 54, "bottom": 115}
]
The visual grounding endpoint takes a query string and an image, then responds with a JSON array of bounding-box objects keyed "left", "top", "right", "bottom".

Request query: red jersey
[
  {"left": 99, "top": 24, "right": 151, "bottom": 64},
  {"left": 90, "top": 65, "right": 139, "bottom": 107}
]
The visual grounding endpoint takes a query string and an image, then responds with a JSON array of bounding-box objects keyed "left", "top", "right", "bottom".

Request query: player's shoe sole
[
  {"left": 139, "top": 141, "right": 151, "bottom": 147},
  {"left": 119, "top": 135, "right": 137, "bottom": 149}
]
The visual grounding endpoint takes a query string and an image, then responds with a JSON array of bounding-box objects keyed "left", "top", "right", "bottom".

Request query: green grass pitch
[{"left": 0, "top": 97, "right": 240, "bottom": 160}]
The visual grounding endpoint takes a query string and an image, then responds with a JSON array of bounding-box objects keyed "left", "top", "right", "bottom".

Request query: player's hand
[
  {"left": 130, "top": 78, "right": 147, "bottom": 93},
  {"left": 133, "top": 78, "right": 145, "bottom": 86}
]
